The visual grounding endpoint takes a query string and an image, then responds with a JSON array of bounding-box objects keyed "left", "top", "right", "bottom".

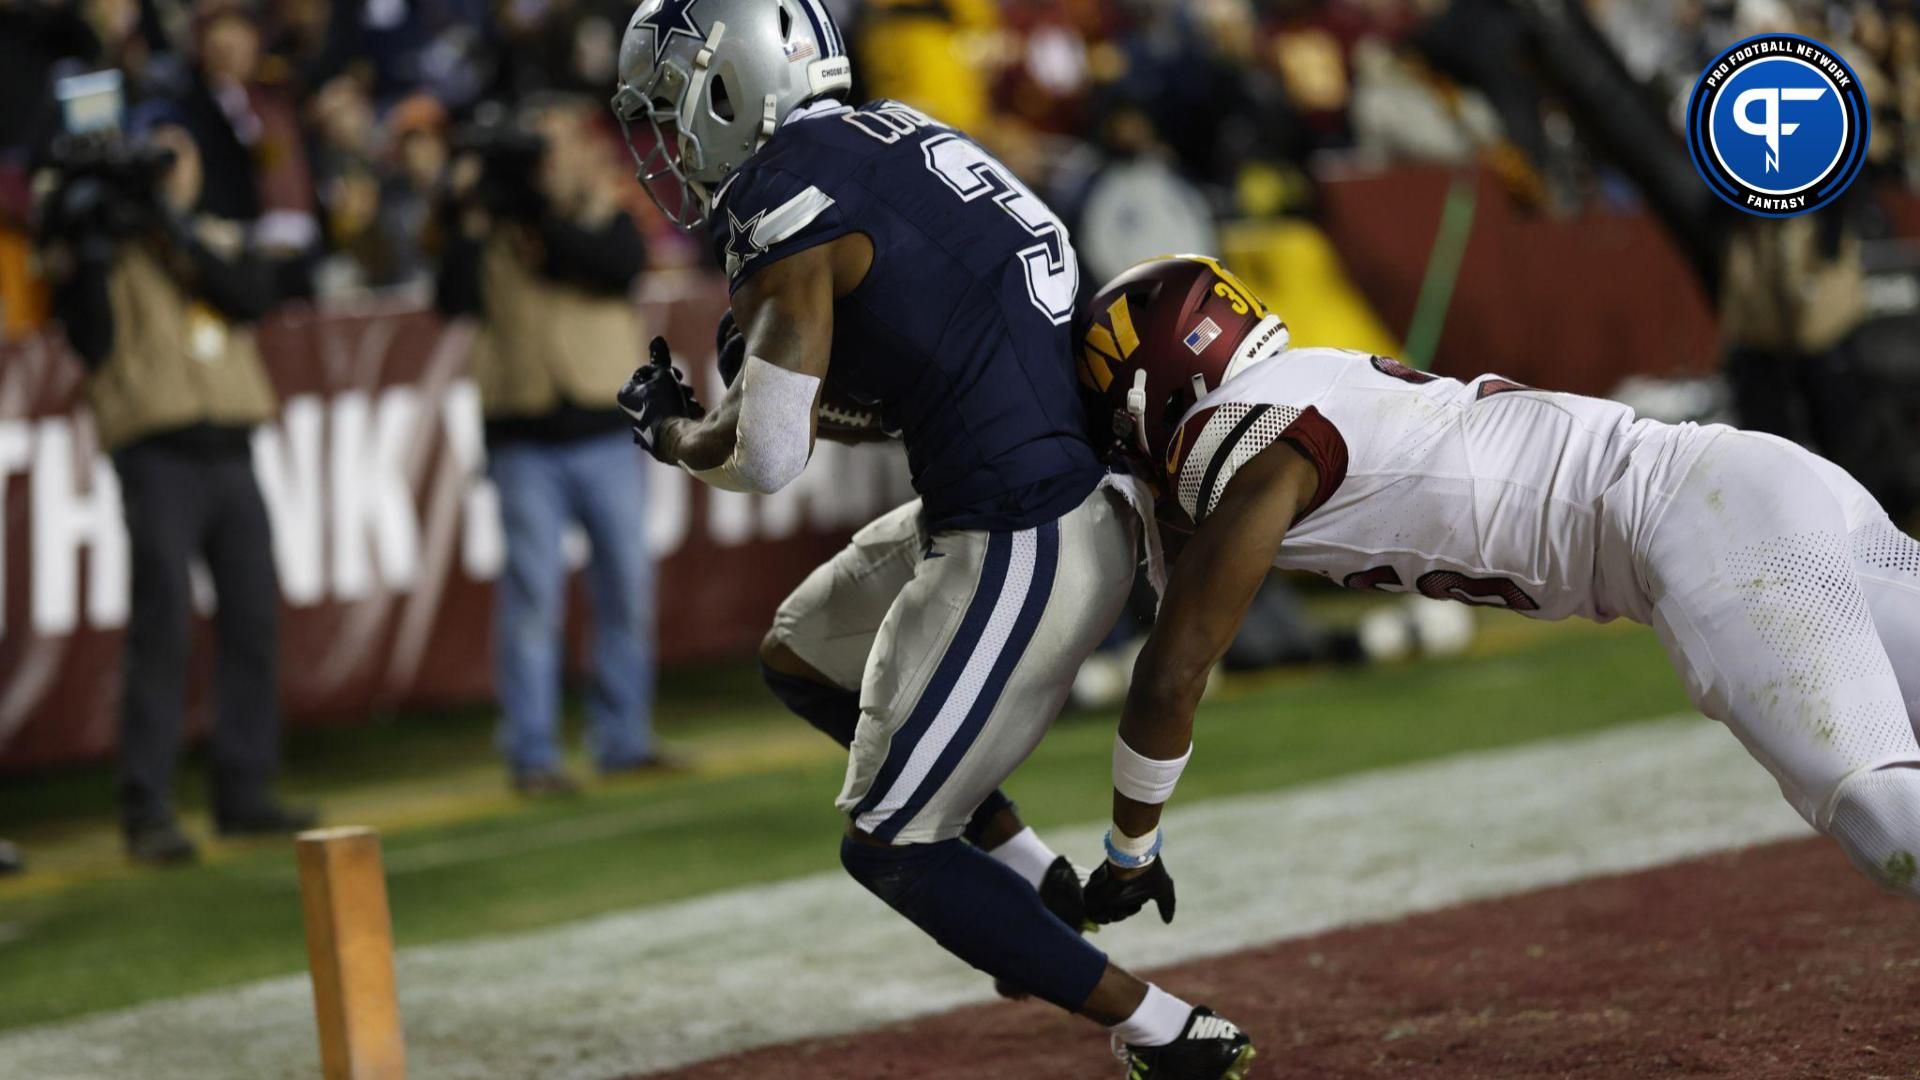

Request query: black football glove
[
  {"left": 1084, "top": 856, "right": 1176, "bottom": 927},
  {"left": 618, "top": 336, "right": 704, "bottom": 462},
  {"left": 715, "top": 309, "right": 747, "bottom": 389}
]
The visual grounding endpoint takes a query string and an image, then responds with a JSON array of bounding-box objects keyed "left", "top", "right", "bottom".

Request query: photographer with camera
[
  {"left": 41, "top": 111, "right": 315, "bottom": 865},
  {"left": 435, "top": 97, "right": 664, "bottom": 795}
]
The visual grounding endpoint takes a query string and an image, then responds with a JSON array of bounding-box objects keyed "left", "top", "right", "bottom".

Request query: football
[
  {"left": 716, "top": 311, "right": 884, "bottom": 436},
  {"left": 817, "top": 390, "right": 884, "bottom": 434}
]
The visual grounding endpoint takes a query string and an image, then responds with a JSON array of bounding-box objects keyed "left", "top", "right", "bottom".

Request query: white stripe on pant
[{"left": 820, "top": 487, "right": 1137, "bottom": 845}]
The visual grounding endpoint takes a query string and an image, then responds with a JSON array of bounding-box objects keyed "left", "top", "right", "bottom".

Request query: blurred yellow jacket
[
  {"left": 0, "top": 225, "right": 48, "bottom": 341},
  {"left": 856, "top": 0, "right": 999, "bottom": 133}
]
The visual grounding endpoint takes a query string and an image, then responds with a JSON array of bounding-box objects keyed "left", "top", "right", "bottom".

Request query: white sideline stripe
[{"left": 0, "top": 716, "right": 1812, "bottom": 1080}]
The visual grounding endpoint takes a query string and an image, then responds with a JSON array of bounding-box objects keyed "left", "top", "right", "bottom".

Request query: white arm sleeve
[{"left": 688, "top": 355, "right": 819, "bottom": 495}]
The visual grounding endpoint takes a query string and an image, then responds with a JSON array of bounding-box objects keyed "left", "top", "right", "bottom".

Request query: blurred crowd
[
  {"left": 858, "top": 0, "right": 1920, "bottom": 230},
  {"left": 4, "top": 0, "right": 1919, "bottom": 336}
]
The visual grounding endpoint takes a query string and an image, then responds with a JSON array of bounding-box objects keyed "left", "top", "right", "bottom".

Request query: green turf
[
  {"left": 0, "top": 617, "right": 1689, "bottom": 1030},
  {"left": 0, "top": 661, "right": 786, "bottom": 831}
]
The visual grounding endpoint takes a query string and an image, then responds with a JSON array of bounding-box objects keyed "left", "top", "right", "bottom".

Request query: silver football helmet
[{"left": 612, "top": 0, "right": 852, "bottom": 229}]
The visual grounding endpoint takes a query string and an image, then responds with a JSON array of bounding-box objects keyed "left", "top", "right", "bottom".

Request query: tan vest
[
  {"left": 85, "top": 242, "right": 278, "bottom": 451},
  {"left": 1719, "top": 216, "right": 1868, "bottom": 355},
  {"left": 469, "top": 230, "right": 646, "bottom": 419}
]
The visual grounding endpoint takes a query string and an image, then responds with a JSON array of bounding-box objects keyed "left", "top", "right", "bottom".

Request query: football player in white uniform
[{"left": 1073, "top": 256, "right": 1920, "bottom": 927}]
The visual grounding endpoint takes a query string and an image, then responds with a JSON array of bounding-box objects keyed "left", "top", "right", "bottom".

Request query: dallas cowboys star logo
[
  {"left": 632, "top": 0, "right": 704, "bottom": 64},
  {"left": 723, "top": 207, "right": 767, "bottom": 277}
]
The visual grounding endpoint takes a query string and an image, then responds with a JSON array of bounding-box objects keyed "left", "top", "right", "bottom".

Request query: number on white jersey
[{"left": 1344, "top": 565, "right": 1540, "bottom": 611}]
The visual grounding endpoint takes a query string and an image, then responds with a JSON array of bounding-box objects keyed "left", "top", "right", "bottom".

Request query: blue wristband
[{"left": 1104, "top": 828, "right": 1162, "bottom": 869}]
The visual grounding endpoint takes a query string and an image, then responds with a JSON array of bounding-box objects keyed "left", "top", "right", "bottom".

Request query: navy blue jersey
[{"left": 710, "top": 100, "right": 1104, "bottom": 533}]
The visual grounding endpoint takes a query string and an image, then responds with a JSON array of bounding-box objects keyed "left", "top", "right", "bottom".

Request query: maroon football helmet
[{"left": 1078, "top": 255, "right": 1290, "bottom": 480}]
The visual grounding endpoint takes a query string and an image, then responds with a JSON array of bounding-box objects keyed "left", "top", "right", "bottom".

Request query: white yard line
[{"left": 0, "top": 716, "right": 1811, "bottom": 1080}]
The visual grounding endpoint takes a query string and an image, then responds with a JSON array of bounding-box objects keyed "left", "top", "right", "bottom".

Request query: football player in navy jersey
[{"left": 609, "top": 1, "right": 1253, "bottom": 1076}]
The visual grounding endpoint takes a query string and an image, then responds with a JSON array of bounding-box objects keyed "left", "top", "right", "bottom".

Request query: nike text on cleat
[{"left": 1121, "top": 1006, "right": 1256, "bottom": 1080}]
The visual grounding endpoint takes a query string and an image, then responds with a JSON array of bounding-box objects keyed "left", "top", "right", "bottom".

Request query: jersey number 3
[{"left": 920, "top": 133, "right": 1078, "bottom": 326}]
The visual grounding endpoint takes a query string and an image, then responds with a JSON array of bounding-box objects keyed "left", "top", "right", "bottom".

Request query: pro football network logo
[{"left": 1685, "top": 34, "right": 1869, "bottom": 217}]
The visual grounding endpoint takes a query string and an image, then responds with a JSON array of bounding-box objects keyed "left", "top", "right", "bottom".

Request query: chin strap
[
  {"left": 676, "top": 20, "right": 728, "bottom": 182},
  {"left": 1125, "top": 368, "right": 1151, "bottom": 458}
]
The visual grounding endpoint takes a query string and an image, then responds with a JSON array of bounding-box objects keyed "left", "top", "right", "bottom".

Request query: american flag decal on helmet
[{"left": 1184, "top": 318, "right": 1222, "bottom": 354}]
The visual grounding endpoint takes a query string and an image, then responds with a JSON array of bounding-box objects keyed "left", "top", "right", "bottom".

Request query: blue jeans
[{"left": 488, "top": 432, "right": 656, "bottom": 773}]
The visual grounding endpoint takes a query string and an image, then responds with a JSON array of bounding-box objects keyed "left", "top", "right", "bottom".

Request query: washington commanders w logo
[{"left": 1080, "top": 294, "right": 1138, "bottom": 393}]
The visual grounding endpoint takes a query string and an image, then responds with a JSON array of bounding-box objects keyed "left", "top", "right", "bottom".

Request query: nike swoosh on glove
[{"left": 618, "top": 336, "right": 704, "bottom": 462}]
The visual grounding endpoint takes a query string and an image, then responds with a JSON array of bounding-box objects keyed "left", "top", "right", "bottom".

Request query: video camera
[
  {"left": 451, "top": 104, "right": 548, "bottom": 223},
  {"left": 41, "top": 138, "right": 176, "bottom": 244},
  {"left": 36, "top": 72, "right": 176, "bottom": 250}
]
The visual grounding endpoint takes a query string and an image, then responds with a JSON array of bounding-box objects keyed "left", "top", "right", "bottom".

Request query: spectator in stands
[
  {"left": 368, "top": 91, "right": 449, "bottom": 289},
  {"left": 1348, "top": 37, "right": 1503, "bottom": 166},
  {"left": 76, "top": 0, "right": 157, "bottom": 87},
  {"left": 434, "top": 97, "right": 664, "bottom": 795},
  {"left": 492, "top": 0, "right": 628, "bottom": 101},
  {"left": 258, "top": 0, "right": 342, "bottom": 88},
  {"left": 170, "top": 0, "right": 320, "bottom": 298},
  {"left": 1053, "top": 94, "right": 1219, "bottom": 289},
  {"left": 1099, "top": 0, "right": 1297, "bottom": 188},
  {"left": 306, "top": 72, "right": 387, "bottom": 294},
  {"left": 42, "top": 113, "right": 315, "bottom": 864}
]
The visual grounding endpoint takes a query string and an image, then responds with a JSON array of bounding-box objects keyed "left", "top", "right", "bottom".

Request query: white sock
[
  {"left": 1111, "top": 983, "right": 1193, "bottom": 1047},
  {"left": 986, "top": 826, "right": 1057, "bottom": 889}
]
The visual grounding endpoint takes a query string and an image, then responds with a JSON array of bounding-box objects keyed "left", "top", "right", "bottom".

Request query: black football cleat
[
  {"left": 1121, "top": 1007, "right": 1256, "bottom": 1080},
  {"left": 994, "top": 856, "right": 1089, "bottom": 1000}
]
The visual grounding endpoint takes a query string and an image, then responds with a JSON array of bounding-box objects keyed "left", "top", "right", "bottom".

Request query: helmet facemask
[{"left": 613, "top": 48, "right": 714, "bottom": 229}]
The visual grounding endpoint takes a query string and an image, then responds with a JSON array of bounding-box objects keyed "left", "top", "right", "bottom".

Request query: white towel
[{"left": 1098, "top": 470, "right": 1166, "bottom": 601}]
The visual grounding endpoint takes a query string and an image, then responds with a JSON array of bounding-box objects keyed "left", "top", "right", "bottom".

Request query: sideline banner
[{"left": 0, "top": 273, "right": 914, "bottom": 768}]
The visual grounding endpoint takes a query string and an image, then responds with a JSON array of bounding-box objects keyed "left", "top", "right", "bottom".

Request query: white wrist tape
[
  {"left": 1112, "top": 733, "right": 1191, "bottom": 805},
  {"left": 694, "top": 355, "right": 818, "bottom": 494},
  {"left": 1105, "top": 825, "right": 1161, "bottom": 869}
]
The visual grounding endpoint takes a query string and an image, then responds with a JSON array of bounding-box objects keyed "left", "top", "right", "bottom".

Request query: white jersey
[{"left": 1165, "top": 347, "right": 1710, "bottom": 622}]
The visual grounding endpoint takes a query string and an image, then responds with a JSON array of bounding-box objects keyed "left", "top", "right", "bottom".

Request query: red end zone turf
[{"left": 638, "top": 837, "right": 1920, "bottom": 1079}]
